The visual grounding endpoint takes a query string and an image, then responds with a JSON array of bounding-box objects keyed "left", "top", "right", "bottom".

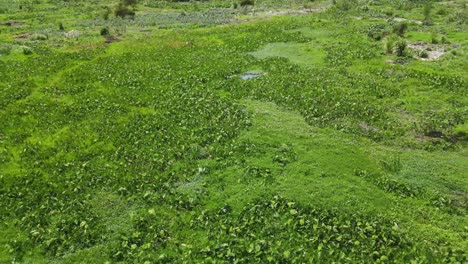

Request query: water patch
[{"left": 241, "top": 71, "right": 265, "bottom": 80}]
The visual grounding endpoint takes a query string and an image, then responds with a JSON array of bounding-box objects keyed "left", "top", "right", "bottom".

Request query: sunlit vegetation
[{"left": 0, "top": 0, "right": 467, "bottom": 263}]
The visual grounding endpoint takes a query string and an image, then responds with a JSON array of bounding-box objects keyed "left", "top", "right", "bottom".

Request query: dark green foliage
[
  {"left": 418, "top": 49, "right": 428, "bottom": 58},
  {"left": 22, "top": 46, "right": 33, "bottom": 55},
  {"left": 394, "top": 38, "right": 407, "bottom": 56},
  {"left": 240, "top": 0, "right": 255, "bottom": 7},
  {"left": 423, "top": 1, "right": 433, "bottom": 23},
  {"left": 392, "top": 22, "right": 408, "bottom": 37},
  {"left": 103, "top": 6, "right": 111, "bottom": 20},
  {"left": 0, "top": 1, "right": 466, "bottom": 263},
  {"left": 0, "top": 44, "right": 11, "bottom": 55},
  {"left": 355, "top": 170, "right": 422, "bottom": 198},
  {"left": 332, "top": 0, "right": 357, "bottom": 11},
  {"left": 188, "top": 196, "right": 464, "bottom": 263},
  {"left": 100, "top": 27, "right": 109, "bottom": 36},
  {"left": 123, "top": 0, "right": 138, "bottom": 7},
  {"left": 367, "top": 24, "right": 389, "bottom": 41},
  {"left": 115, "top": 4, "right": 135, "bottom": 19}
]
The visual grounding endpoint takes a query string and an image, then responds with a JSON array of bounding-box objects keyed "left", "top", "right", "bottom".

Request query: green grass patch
[{"left": 249, "top": 42, "right": 325, "bottom": 67}]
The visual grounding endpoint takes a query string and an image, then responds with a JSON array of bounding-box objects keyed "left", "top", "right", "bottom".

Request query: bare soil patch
[
  {"left": 408, "top": 42, "right": 451, "bottom": 61},
  {"left": 14, "top": 32, "right": 33, "bottom": 40},
  {"left": 104, "top": 35, "right": 121, "bottom": 44},
  {"left": 1, "top": 21, "right": 25, "bottom": 27}
]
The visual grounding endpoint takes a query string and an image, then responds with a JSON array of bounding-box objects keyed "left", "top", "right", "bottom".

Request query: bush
[
  {"left": 123, "top": 0, "right": 138, "bottom": 7},
  {"left": 431, "top": 33, "right": 439, "bottom": 44},
  {"left": 423, "top": 2, "right": 432, "bottom": 22},
  {"left": 385, "top": 35, "right": 396, "bottom": 54},
  {"left": 367, "top": 24, "right": 388, "bottom": 41},
  {"left": 393, "top": 39, "right": 407, "bottom": 57},
  {"left": 441, "top": 36, "right": 450, "bottom": 44},
  {"left": 240, "top": 0, "right": 254, "bottom": 7},
  {"left": 100, "top": 27, "right": 109, "bottom": 36},
  {"left": 385, "top": 35, "right": 407, "bottom": 57},
  {"left": 333, "top": 0, "right": 356, "bottom": 11},
  {"left": 392, "top": 22, "right": 408, "bottom": 37},
  {"left": 103, "top": 7, "right": 111, "bottom": 20},
  {"left": 115, "top": 4, "right": 135, "bottom": 19},
  {"left": 22, "top": 46, "right": 33, "bottom": 55},
  {"left": 418, "top": 50, "right": 428, "bottom": 58},
  {"left": 29, "top": 34, "right": 47, "bottom": 41},
  {"left": 0, "top": 44, "right": 11, "bottom": 55}
]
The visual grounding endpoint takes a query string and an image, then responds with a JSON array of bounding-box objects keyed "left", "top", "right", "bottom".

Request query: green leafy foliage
[{"left": 0, "top": 0, "right": 466, "bottom": 263}]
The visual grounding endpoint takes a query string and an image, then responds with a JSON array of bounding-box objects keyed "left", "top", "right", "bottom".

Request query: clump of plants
[
  {"left": 22, "top": 46, "right": 33, "bottom": 55},
  {"left": 420, "top": 109, "right": 465, "bottom": 141},
  {"left": 29, "top": 33, "right": 47, "bottom": 41},
  {"left": 0, "top": 44, "right": 12, "bottom": 55},
  {"left": 100, "top": 27, "right": 110, "bottom": 36},
  {"left": 367, "top": 24, "right": 389, "bottom": 41},
  {"left": 103, "top": 6, "right": 112, "bottom": 20},
  {"left": 431, "top": 32, "right": 439, "bottom": 44},
  {"left": 240, "top": 0, "right": 254, "bottom": 7},
  {"left": 332, "top": 0, "right": 357, "bottom": 11},
  {"left": 418, "top": 49, "right": 428, "bottom": 58},
  {"left": 392, "top": 21, "right": 407, "bottom": 37},
  {"left": 385, "top": 35, "right": 407, "bottom": 57},
  {"left": 423, "top": 2, "right": 433, "bottom": 25},
  {"left": 115, "top": 0, "right": 137, "bottom": 19}
]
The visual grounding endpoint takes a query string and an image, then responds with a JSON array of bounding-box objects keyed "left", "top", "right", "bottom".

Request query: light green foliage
[{"left": 0, "top": 0, "right": 467, "bottom": 263}]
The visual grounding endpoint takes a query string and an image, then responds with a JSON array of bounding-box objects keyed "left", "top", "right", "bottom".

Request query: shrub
[
  {"left": 392, "top": 22, "right": 408, "bottom": 37},
  {"left": 59, "top": 22, "right": 64, "bottom": 31},
  {"left": 423, "top": 2, "right": 432, "bottom": 22},
  {"left": 100, "top": 27, "right": 109, "bottom": 36},
  {"left": 29, "top": 33, "right": 47, "bottom": 41},
  {"left": 393, "top": 38, "right": 407, "bottom": 57},
  {"left": 385, "top": 35, "right": 407, "bottom": 57},
  {"left": 441, "top": 36, "right": 449, "bottom": 44},
  {"left": 103, "top": 7, "right": 111, "bottom": 20},
  {"left": 367, "top": 24, "right": 388, "bottom": 41},
  {"left": 22, "top": 46, "right": 33, "bottom": 55},
  {"left": 431, "top": 33, "right": 439, "bottom": 44},
  {"left": 123, "top": 0, "right": 138, "bottom": 7},
  {"left": 418, "top": 50, "right": 428, "bottom": 58},
  {"left": 0, "top": 44, "right": 11, "bottom": 55},
  {"left": 115, "top": 4, "right": 135, "bottom": 19},
  {"left": 385, "top": 35, "right": 396, "bottom": 54},
  {"left": 333, "top": 0, "right": 356, "bottom": 11},
  {"left": 436, "top": 7, "right": 448, "bottom": 16},
  {"left": 240, "top": 0, "right": 254, "bottom": 7}
]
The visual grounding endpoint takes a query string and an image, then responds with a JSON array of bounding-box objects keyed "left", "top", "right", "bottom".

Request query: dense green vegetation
[{"left": 0, "top": 0, "right": 467, "bottom": 263}]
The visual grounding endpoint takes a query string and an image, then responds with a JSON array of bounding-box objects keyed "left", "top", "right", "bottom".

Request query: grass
[
  {"left": 203, "top": 100, "right": 467, "bottom": 248},
  {"left": 249, "top": 42, "right": 325, "bottom": 67},
  {"left": 0, "top": 0, "right": 467, "bottom": 262}
]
